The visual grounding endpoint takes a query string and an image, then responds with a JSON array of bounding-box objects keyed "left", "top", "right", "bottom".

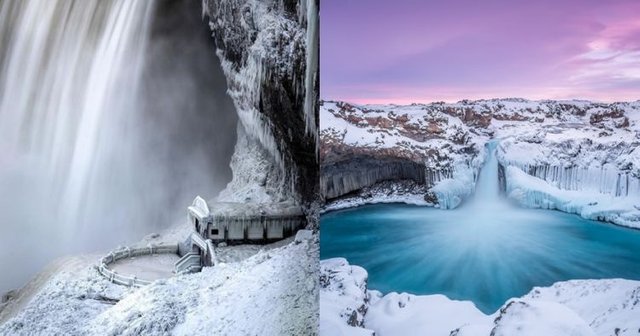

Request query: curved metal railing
[{"left": 97, "top": 243, "right": 179, "bottom": 287}]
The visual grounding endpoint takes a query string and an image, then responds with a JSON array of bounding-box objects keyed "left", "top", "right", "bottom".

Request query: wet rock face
[{"left": 204, "top": 0, "right": 318, "bottom": 203}]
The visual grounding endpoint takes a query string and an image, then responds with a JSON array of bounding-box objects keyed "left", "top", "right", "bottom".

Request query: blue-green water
[{"left": 321, "top": 203, "right": 640, "bottom": 314}]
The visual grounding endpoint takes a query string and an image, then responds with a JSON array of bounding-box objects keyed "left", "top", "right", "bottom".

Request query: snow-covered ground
[
  {"left": 0, "top": 231, "right": 318, "bottom": 335},
  {"left": 320, "top": 258, "right": 640, "bottom": 336},
  {"left": 110, "top": 253, "right": 180, "bottom": 282}
]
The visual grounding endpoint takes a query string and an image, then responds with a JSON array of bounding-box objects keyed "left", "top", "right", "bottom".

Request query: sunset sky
[{"left": 321, "top": 0, "right": 640, "bottom": 104}]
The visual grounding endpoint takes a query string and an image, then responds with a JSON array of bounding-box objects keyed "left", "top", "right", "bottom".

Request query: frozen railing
[
  {"left": 175, "top": 232, "right": 217, "bottom": 273},
  {"left": 97, "top": 243, "right": 179, "bottom": 288}
]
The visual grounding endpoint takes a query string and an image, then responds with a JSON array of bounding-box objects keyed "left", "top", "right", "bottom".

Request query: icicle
[
  {"left": 303, "top": 0, "right": 318, "bottom": 148},
  {"left": 201, "top": 0, "right": 208, "bottom": 20}
]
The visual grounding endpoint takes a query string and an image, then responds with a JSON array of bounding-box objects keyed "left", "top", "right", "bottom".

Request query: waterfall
[
  {"left": 0, "top": 0, "right": 157, "bottom": 293},
  {"left": 0, "top": 0, "right": 242, "bottom": 295},
  {"left": 0, "top": 0, "right": 154, "bottom": 227},
  {"left": 459, "top": 140, "right": 511, "bottom": 215},
  {"left": 472, "top": 141, "right": 501, "bottom": 203}
]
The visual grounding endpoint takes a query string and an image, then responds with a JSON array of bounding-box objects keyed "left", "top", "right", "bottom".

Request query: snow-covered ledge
[
  {"left": 497, "top": 136, "right": 640, "bottom": 229},
  {"left": 504, "top": 166, "right": 640, "bottom": 229},
  {"left": 320, "top": 258, "right": 640, "bottom": 336}
]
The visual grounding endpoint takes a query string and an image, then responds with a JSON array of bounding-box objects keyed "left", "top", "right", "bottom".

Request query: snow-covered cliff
[
  {"left": 320, "top": 99, "right": 640, "bottom": 225},
  {"left": 320, "top": 258, "right": 640, "bottom": 336},
  {"left": 491, "top": 100, "right": 640, "bottom": 228},
  {"left": 320, "top": 100, "right": 490, "bottom": 209},
  {"left": 204, "top": 0, "right": 318, "bottom": 204}
]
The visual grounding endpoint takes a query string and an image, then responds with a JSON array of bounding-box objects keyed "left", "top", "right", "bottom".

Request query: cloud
[{"left": 321, "top": 0, "right": 640, "bottom": 103}]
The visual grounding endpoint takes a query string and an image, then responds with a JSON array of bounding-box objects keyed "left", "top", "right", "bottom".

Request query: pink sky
[{"left": 321, "top": 0, "right": 640, "bottom": 103}]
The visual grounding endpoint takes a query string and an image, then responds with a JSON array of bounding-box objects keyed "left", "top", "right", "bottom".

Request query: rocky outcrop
[
  {"left": 321, "top": 157, "right": 427, "bottom": 199},
  {"left": 204, "top": 0, "right": 318, "bottom": 204},
  {"left": 320, "top": 100, "right": 487, "bottom": 205}
]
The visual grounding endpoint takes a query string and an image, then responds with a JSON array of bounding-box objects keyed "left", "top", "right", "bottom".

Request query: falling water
[
  {"left": 470, "top": 141, "right": 500, "bottom": 202},
  {"left": 0, "top": 0, "right": 155, "bottom": 293},
  {"left": 1, "top": 1, "right": 153, "bottom": 221},
  {"left": 0, "top": 0, "right": 238, "bottom": 293},
  {"left": 461, "top": 140, "right": 509, "bottom": 216}
]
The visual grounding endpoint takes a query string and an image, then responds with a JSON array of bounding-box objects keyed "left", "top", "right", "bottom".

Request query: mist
[{"left": 0, "top": 0, "right": 237, "bottom": 294}]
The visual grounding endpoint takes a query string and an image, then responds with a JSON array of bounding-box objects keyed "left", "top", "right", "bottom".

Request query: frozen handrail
[{"left": 97, "top": 244, "right": 179, "bottom": 288}]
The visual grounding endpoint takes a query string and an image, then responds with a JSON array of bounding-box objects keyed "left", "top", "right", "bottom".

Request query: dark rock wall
[
  {"left": 321, "top": 157, "right": 427, "bottom": 200},
  {"left": 203, "top": 0, "right": 318, "bottom": 204}
]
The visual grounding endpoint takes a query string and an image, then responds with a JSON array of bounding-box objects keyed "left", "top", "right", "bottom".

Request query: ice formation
[
  {"left": 204, "top": 0, "right": 318, "bottom": 203},
  {"left": 504, "top": 165, "right": 640, "bottom": 228}
]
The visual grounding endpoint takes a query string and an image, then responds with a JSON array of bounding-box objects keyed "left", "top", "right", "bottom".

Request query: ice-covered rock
[
  {"left": 365, "top": 292, "right": 489, "bottom": 336},
  {"left": 204, "top": 0, "right": 318, "bottom": 203},
  {"left": 319, "top": 258, "right": 373, "bottom": 335},
  {"left": 489, "top": 300, "right": 596, "bottom": 336}
]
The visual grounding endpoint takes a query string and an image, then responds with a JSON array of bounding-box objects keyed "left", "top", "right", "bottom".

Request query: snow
[
  {"left": 320, "top": 258, "right": 640, "bottom": 336},
  {"left": 109, "top": 253, "right": 180, "bottom": 282},
  {"left": 487, "top": 300, "right": 596, "bottom": 336},
  {"left": 0, "top": 233, "right": 319, "bottom": 335},
  {"left": 365, "top": 292, "right": 489, "bottom": 336},
  {"left": 505, "top": 165, "right": 640, "bottom": 229},
  {"left": 319, "top": 258, "right": 372, "bottom": 336},
  {"left": 217, "top": 126, "right": 291, "bottom": 203},
  {"left": 430, "top": 163, "right": 479, "bottom": 209},
  {"left": 524, "top": 279, "right": 640, "bottom": 336},
  {"left": 323, "top": 181, "right": 430, "bottom": 213}
]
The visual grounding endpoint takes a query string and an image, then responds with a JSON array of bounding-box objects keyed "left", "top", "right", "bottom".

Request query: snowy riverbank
[{"left": 320, "top": 258, "right": 640, "bottom": 336}]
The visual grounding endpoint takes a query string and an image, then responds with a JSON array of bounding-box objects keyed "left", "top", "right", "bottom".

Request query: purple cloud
[{"left": 321, "top": 0, "right": 640, "bottom": 103}]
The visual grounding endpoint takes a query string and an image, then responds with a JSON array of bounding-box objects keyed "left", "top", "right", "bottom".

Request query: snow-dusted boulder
[
  {"left": 319, "top": 258, "right": 373, "bottom": 335},
  {"left": 489, "top": 300, "right": 596, "bottom": 336},
  {"left": 365, "top": 292, "right": 489, "bottom": 336}
]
